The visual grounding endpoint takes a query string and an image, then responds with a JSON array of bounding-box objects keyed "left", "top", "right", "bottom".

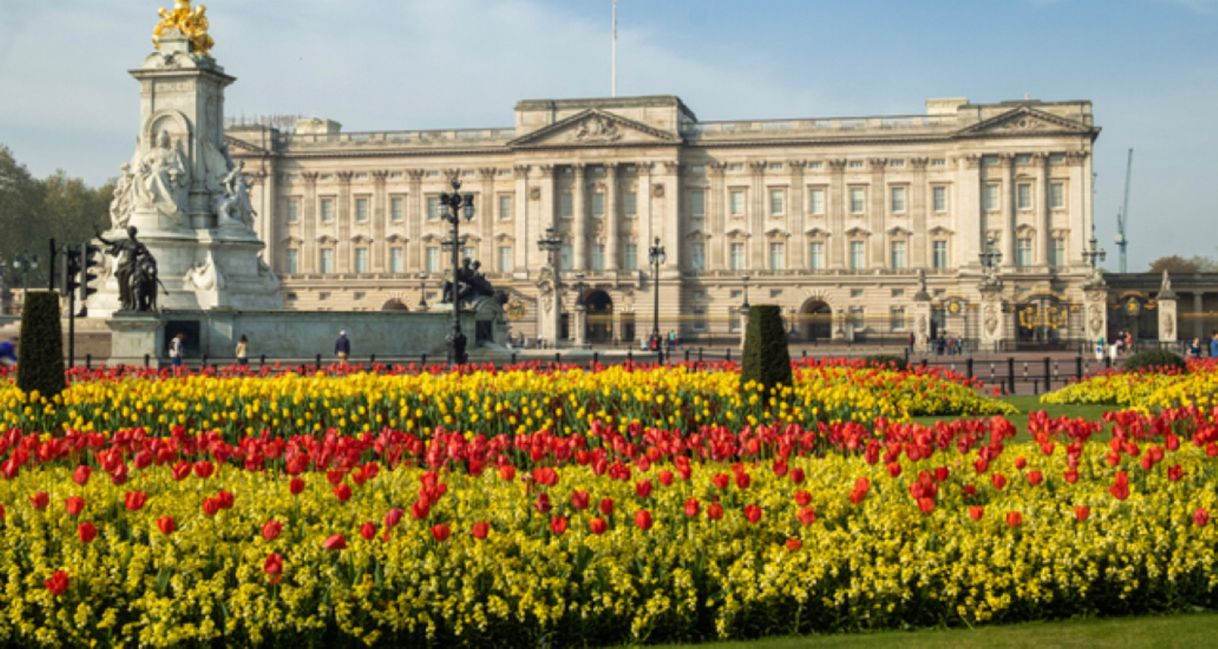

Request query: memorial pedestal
[{"left": 107, "top": 313, "right": 164, "bottom": 366}]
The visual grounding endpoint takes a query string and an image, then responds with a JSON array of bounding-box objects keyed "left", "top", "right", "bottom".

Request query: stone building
[{"left": 226, "top": 95, "right": 1105, "bottom": 349}]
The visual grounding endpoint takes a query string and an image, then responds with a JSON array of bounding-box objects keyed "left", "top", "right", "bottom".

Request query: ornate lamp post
[
  {"left": 11, "top": 253, "right": 39, "bottom": 293},
  {"left": 537, "top": 226, "right": 563, "bottom": 347},
  {"left": 438, "top": 176, "right": 475, "bottom": 365},
  {"left": 648, "top": 237, "right": 666, "bottom": 362},
  {"left": 416, "top": 272, "right": 428, "bottom": 311},
  {"left": 1081, "top": 225, "right": 1106, "bottom": 270},
  {"left": 979, "top": 237, "right": 1002, "bottom": 271}
]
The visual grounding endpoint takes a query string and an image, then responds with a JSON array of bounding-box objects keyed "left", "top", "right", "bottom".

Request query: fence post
[
  {"left": 1007, "top": 357, "right": 1016, "bottom": 394},
  {"left": 85, "top": 353, "right": 92, "bottom": 370},
  {"left": 144, "top": 353, "right": 150, "bottom": 368},
  {"left": 259, "top": 354, "right": 266, "bottom": 368},
  {"left": 201, "top": 354, "right": 208, "bottom": 370},
  {"left": 698, "top": 348, "right": 704, "bottom": 363},
  {"left": 555, "top": 352, "right": 561, "bottom": 365},
  {"left": 684, "top": 349, "right": 690, "bottom": 363},
  {"left": 627, "top": 349, "right": 633, "bottom": 364},
  {"left": 726, "top": 348, "right": 732, "bottom": 363},
  {"left": 316, "top": 353, "right": 322, "bottom": 370},
  {"left": 370, "top": 354, "right": 376, "bottom": 365},
  {"left": 966, "top": 357, "right": 974, "bottom": 379},
  {"left": 1043, "top": 357, "right": 1051, "bottom": 392},
  {"left": 592, "top": 351, "right": 599, "bottom": 367},
  {"left": 1075, "top": 355, "right": 1083, "bottom": 380},
  {"left": 511, "top": 352, "right": 517, "bottom": 365},
  {"left": 1105, "top": 355, "right": 1112, "bottom": 369}
]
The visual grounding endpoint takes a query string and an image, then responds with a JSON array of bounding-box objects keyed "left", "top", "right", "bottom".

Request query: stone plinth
[
  {"left": 911, "top": 298, "right": 933, "bottom": 353},
  {"left": 1084, "top": 287, "right": 1109, "bottom": 344},
  {"left": 107, "top": 313, "right": 165, "bottom": 365},
  {"left": 978, "top": 288, "right": 1006, "bottom": 352},
  {"left": 1158, "top": 298, "right": 1178, "bottom": 343}
]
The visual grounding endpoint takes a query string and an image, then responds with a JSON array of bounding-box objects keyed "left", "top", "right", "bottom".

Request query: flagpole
[{"left": 611, "top": 0, "right": 617, "bottom": 97}]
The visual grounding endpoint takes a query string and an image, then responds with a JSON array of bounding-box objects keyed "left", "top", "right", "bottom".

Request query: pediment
[
  {"left": 509, "top": 109, "right": 682, "bottom": 148},
  {"left": 958, "top": 106, "right": 1093, "bottom": 137},
  {"left": 224, "top": 135, "right": 272, "bottom": 156}
]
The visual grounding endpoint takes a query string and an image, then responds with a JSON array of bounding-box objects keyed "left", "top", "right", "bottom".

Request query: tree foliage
[
  {"left": 741, "top": 305, "right": 792, "bottom": 392},
  {"left": 0, "top": 145, "right": 112, "bottom": 291},
  {"left": 1148, "top": 255, "right": 1218, "bottom": 274},
  {"left": 16, "top": 290, "right": 66, "bottom": 398}
]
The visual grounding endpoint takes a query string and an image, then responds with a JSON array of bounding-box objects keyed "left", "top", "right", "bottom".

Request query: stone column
[
  {"left": 910, "top": 157, "right": 929, "bottom": 268},
  {"left": 869, "top": 158, "right": 887, "bottom": 267},
  {"left": 828, "top": 159, "right": 847, "bottom": 269},
  {"left": 709, "top": 162, "right": 726, "bottom": 270},
  {"left": 739, "top": 304, "right": 750, "bottom": 351},
  {"left": 958, "top": 154, "right": 983, "bottom": 269},
  {"left": 301, "top": 172, "right": 319, "bottom": 273},
  {"left": 639, "top": 162, "right": 654, "bottom": 263},
  {"left": 407, "top": 169, "right": 425, "bottom": 272},
  {"left": 1194, "top": 292, "right": 1205, "bottom": 340},
  {"left": 749, "top": 161, "right": 766, "bottom": 268},
  {"left": 1084, "top": 286, "right": 1109, "bottom": 345},
  {"left": 911, "top": 294, "right": 933, "bottom": 353},
  {"left": 513, "top": 164, "right": 530, "bottom": 277},
  {"left": 1000, "top": 154, "right": 1015, "bottom": 268},
  {"left": 336, "top": 171, "right": 353, "bottom": 271},
  {"left": 258, "top": 168, "right": 276, "bottom": 267},
  {"left": 789, "top": 160, "right": 806, "bottom": 268},
  {"left": 573, "top": 303, "right": 587, "bottom": 346},
  {"left": 572, "top": 164, "right": 586, "bottom": 270},
  {"left": 479, "top": 167, "right": 496, "bottom": 267},
  {"left": 372, "top": 170, "right": 389, "bottom": 271},
  {"left": 1034, "top": 153, "right": 1050, "bottom": 270},
  {"left": 1159, "top": 297, "right": 1179, "bottom": 344},
  {"left": 978, "top": 285, "right": 1006, "bottom": 352},
  {"left": 1065, "top": 151, "right": 1089, "bottom": 264},
  {"left": 605, "top": 163, "right": 619, "bottom": 271},
  {"left": 659, "top": 161, "right": 682, "bottom": 270}
]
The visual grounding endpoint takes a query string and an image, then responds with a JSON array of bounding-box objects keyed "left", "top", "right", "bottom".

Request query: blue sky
[{"left": 1, "top": 0, "right": 1215, "bottom": 270}]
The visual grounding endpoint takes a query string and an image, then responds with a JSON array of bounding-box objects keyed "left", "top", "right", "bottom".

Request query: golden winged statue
[{"left": 152, "top": 0, "right": 215, "bottom": 57}]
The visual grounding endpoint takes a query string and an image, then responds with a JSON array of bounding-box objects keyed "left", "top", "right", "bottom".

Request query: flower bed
[{"left": 1041, "top": 359, "right": 1218, "bottom": 409}]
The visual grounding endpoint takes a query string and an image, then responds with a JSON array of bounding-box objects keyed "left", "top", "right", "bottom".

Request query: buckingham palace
[{"left": 225, "top": 94, "right": 1106, "bottom": 349}]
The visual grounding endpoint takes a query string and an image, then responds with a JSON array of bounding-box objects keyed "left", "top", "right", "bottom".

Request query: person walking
[
  {"left": 1210, "top": 331, "right": 1218, "bottom": 359},
  {"left": 0, "top": 337, "right": 16, "bottom": 369},
  {"left": 235, "top": 334, "right": 249, "bottom": 366},
  {"left": 1094, "top": 336, "right": 1105, "bottom": 363},
  {"left": 168, "top": 332, "right": 185, "bottom": 370},
  {"left": 334, "top": 330, "right": 351, "bottom": 362}
]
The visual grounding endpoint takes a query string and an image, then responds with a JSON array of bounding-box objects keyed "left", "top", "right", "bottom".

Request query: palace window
[
  {"left": 690, "top": 243, "right": 705, "bottom": 271},
  {"left": 729, "top": 242, "right": 745, "bottom": 270},
  {"left": 932, "top": 240, "right": 948, "bottom": 269},
  {"left": 808, "top": 188, "right": 826, "bottom": 215},
  {"left": 729, "top": 189, "right": 746, "bottom": 216},
  {"left": 390, "top": 196, "right": 405, "bottom": 222},
  {"left": 769, "top": 242, "right": 785, "bottom": 270},
  {"left": 983, "top": 183, "right": 999, "bottom": 212},
  {"left": 890, "top": 240, "right": 907, "bottom": 269},
  {"left": 848, "top": 306, "right": 865, "bottom": 328},
  {"left": 425, "top": 247, "right": 440, "bottom": 272},
  {"left": 849, "top": 241, "right": 865, "bottom": 270},
  {"left": 768, "top": 188, "right": 785, "bottom": 216},
  {"left": 498, "top": 245, "right": 513, "bottom": 273},
  {"left": 624, "top": 243, "right": 638, "bottom": 270},
  {"left": 623, "top": 190, "right": 637, "bottom": 218},
  {"left": 890, "top": 186, "right": 906, "bottom": 213},
  {"left": 560, "top": 191, "right": 574, "bottom": 219},
  {"left": 285, "top": 249, "right": 298, "bottom": 274},
  {"left": 1050, "top": 182, "right": 1065, "bottom": 209},
  {"left": 1050, "top": 238, "right": 1066, "bottom": 268},
  {"left": 389, "top": 247, "right": 404, "bottom": 273},
  {"left": 932, "top": 186, "right": 948, "bottom": 212},
  {"left": 560, "top": 244, "right": 573, "bottom": 270},
  {"left": 319, "top": 248, "right": 334, "bottom": 274},
  {"left": 849, "top": 187, "right": 866, "bottom": 214},
  {"left": 354, "top": 247, "right": 368, "bottom": 273},
  {"left": 1016, "top": 237, "right": 1033, "bottom": 268},
  {"left": 287, "top": 197, "right": 301, "bottom": 223},
  {"left": 808, "top": 241, "right": 825, "bottom": 270},
  {"left": 320, "top": 197, "right": 335, "bottom": 223},
  {"left": 591, "top": 191, "right": 605, "bottom": 218},
  {"left": 426, "top": 196, "right": 441, "bottom": 220},
  {"left": 591, "top": 244, "right": 605, "bottom": 270},
  {"left": 1017, "top": 183, "right": 1032, "bottom": 210},
  {"left": 890, "top": 306, "right": 907, "bottom": 332},
  {"left": 354, "top": 196, "right": 369, "bottom": 222},
  {"left": 498, "top": 194, "right": 513, "bottom": 220},
  {"left": 689, "top": 189, "right": 706, "bottom": 219}
]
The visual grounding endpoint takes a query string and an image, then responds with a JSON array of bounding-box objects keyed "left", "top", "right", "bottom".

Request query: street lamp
[
  {"left": 416, "top": 272, "right": 428, "bottom": 311},
  {"left": 648, "top": 237, "right": 666, "bottom": 362},
  {"left": 537, "top": 226, "right": 564, "bottom": 348},
  {"left": 979, "top": 237, "right": 1002, "bottom": 270},
  {"left": 438, "top": 175, "right": 475, "bottom": 365},
  {"left": 1082, "top": 224, "right": 1106, "bottom": 270},
  {"left": 11, "top": 253, "right": 39, "bottom": 293}
]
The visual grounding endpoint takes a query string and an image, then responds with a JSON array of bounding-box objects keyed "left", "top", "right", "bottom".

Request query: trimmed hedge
[
  {"left": 741, "top": 304, "right": 792, "bottom": 391},
  {"left": 1123, "top": 348, "right": 1186, "bottom": 374},
  {"left": 17, "top": 290, "right": 65, "bottom": 398}
]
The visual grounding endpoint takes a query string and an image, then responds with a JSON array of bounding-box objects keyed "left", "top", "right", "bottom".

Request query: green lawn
[
  {"left": 648, "top": 612, "right": 1218, "bottom": 648},
  {"left": 913, "top": 395, "right": 1113, "bottom": 441}
]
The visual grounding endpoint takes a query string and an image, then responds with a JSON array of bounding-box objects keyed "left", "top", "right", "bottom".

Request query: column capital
[
  {"left": 513, "top": 164, "right": 531, "bottom": 179},
  {"left": 336, "top": 171, "right": 354, "bottom": 184},
  {"left": 961, "top": 154, "right": 983, "bottom": 169},
  {"left": 787, "top": 159, "right": 807, "bottom": 173},
  {"left": 1064, "top": 150, "right": 1090, "bottom": 162},
  {"left": 910, "top": 157, "right": 930, "bottom": 169},
  {"left": 371, "top": 169, "right": 391, "bottom": 184},
  {"left": 748, "top": 160, "right": 767, "bottom": 174},
  {"left": 406, "top": 169, "right": 426, "bottom": 182},
  {"left": 867, "top": 157, "right": 888, "bottom": 170},
  {"left": 828, "top": 158, "right": 848, "bottom": 172},
  {"left": 538, "top": 164, "right": 555, "bottom": 178},
  {"left": 301, "top": 171, "right": 319, "bottom": 186},
  {"left": 708, "top": 161, "right": 727, "bottom": 177},
  {"left": 661, "top": 160, "right": 681, "bottom": 174},
  {"left": 478, "top": 167, "right": 498, "bottom": 179}
]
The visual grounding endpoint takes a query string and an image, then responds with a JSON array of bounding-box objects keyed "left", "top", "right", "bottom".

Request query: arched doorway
[
  {"left": 583, "top": 289, "right": 614, "bottom": 343},
  {"left": 381, "top": 298, "right": 409, "bottom": 311},
  {"left": 798, "top": 299, "right": 833, "bottom": 341}
]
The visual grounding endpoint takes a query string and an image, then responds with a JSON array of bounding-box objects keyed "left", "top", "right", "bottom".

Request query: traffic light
[
  {"left": 79, "top": 242, "right": 102, "bottom": 304},
  {"left": 62, "top": 246, "right": 82, "bottom": 296}
]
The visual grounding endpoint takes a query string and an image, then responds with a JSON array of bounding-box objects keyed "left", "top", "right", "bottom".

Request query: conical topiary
[
  {"left": 740, "top": 304, "right": 792, "bottom": 392},
  {"left": 17, "top": 290, "right": 66, "bottom": 399}
]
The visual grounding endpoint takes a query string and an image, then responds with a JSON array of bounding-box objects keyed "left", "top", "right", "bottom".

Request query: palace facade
[{"left": 225, "top": 95, "right": 1103, "bottom": 348}]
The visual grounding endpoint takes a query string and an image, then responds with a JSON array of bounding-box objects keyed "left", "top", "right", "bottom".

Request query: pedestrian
[
  {"left": 235, "top": 334, "right": 249, "bottom": 366},
  {"left": 1094, "top": 337, "right": 1105, "bottom": 363},
  {"left": 1108, "top": 339, "right": 1120, "bottom": 364},
  {"left": 168, "top": 332, "right": 185, "bottom": 369},
  {"left": 1187, "top": 337, "right": 1202, "bottom": 359},
  {"left": 1124, "top": 331, "right": 1133, "bottom": 354},
  {"left": 0, "top": 337, "right": 16, "bottom": 369},
  {"left": 907, "top": 332, "right": 915, "bottom": 354},
  {"left": 334, "top": 330, "right": 351, "bottom": 361}
]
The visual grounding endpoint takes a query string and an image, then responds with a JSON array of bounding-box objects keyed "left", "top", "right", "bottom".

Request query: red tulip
[
  {"left": 1195, "top": 507, "right": 1210, "bottom": 527},
  {"left": 588, "top": 517, "right": 608, "bottom": 535},
  {"left": 411, "top": 498, "right": 430, "bottom": 520},
  {"left": 598, "top": 498, "right": 614, "bottom": 516},
  {"left": 1074, "top": 505, "right": 1090, "bottom": 521},
  {"left": 172, "top": 460, "right": 191, "bottom": 481},
  {"left": 216, "top": 490, "right": 234, "bottom": 509},
  {"left": 683, "top": 497, "right": 701, "bottom": 518},
  {"left": 793, "top": 490, "right": 812, "bottom": 507},
  {"left": 785, "top": 537, "right": 802, "bottom": 552},
  {"left": 707, "top": 502, "right": 724, "bottom": 521},
  {"left": 772, "top": 459, "right": 789, "bottom": 478},
  {"left": 0, "top": 504, "right": 5, "bottom": 522},
  {"left": 744, "top": 504, "right": 763, "bottom": 524},
  {"left": 789, "top": 467, "right": 806, "bottom": 484},
  {"left": 634, "top": 509, "right": 653, "bottom": 531},
  {"left": 157, "top": 515, "right": 176, "bottom": 535},
  {"left": 383, "top": 508, "right": 404, "bottom": 529},
  {"left": 44, "top": 570, "right": 69, "bottom": 596},
  {"left": 712, "top": 473, "right": 730, "bottom": 490},
  {"left": 109, "top": 462, "right": 128, "bottom": 486},
  {"left": 534, "top": 492, "right": 552, "bottom": 513},
  {"left": 65, "top": 496, "right": 86, "bottom": 518},
  {"left": 934, "top": 466, "right": 950, "bottom": 482},
  {"left": 202, "top": 497, "right": 221, "bottom": 517},
  {"left": 77, "top": 522, "right": 97, "bottom": 543},
  {"left": 1025, "top": 471, "right": 1043, "bottom": 486},
  {"left": 30, "top": 491, "right": 49, "bottom": 510},
  {"left": 262, "top": 520, "right": 283, "bottom": 541},
  {"left": 1014, "top": 456, "right": 1027, "bottom": 470},
  {"left": 264, "top": 552, "right": 283, "bottom": 576},
  {"left": 886, "top": 462, "right": 902, "bottom": 478},
  {"left": 1109, "top": 471, "right": 1130, "bottom": 501},
  {"left": 289, "top": 477, "right": 306, "bottom": 495},
  {"left": 1167, "top": 464, "right": 1184, "bottom": 482},
  {"left": 797, "top": 507, "right": 817, "bottom": 526},
  {"left": 658, "top": 470, "right": 674, "bottom": 486},
  {"left": 849, "top": 477, "right": 870, "bottom": 505},
  {"left": 735, "top": 471, "right": 751, "bottom": 490},
  {"left": 549, "top": 515, "right": 568, "bottom": 535},
  {"left": 193, "top": 460, "right": 214, "bottom": 479},
  {"left": 968, "top": 506, "right": 984, "bottom": 521},
  {"left": 991, "top": 473, "right": 1007, "bottom": 490},
  {"left": 635, "top": 479, "right": 653, "bottom": 499},
  {"left": 498, "top": 464, "right": 516, "bottom": 481},
  {"left": 471, "top": 521, "right": 490, "bottom": 539},
  {"left": 1005, "top": 511, "right": 1023, "bottom": 528},
  {"left": 360, "top": 522, "right": 378, "bottom": 540},
  {"left": 124, "top": 491, "right": 148, "bottom": 512},
  {"left": 333, "top": 484, "right": 352, "bottom": 502},
  {"left": 570, "top": 490, "right": 590, "bottom": 510},
  {"left": 1064, "top": 468, "right": 1080, "bottom": 484},
  {"left": 73, "top": 465, "right": 91, "bottom": 486},
  {"left": 322, "top": 534, "right": 347, "bottom": 551}
]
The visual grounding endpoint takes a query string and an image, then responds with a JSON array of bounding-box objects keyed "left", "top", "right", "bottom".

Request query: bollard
[
  {"left": 316, "top": 353, "right": 322, "bottom": 370},
  {"left": 725, "top": 348, "right": 732, "bottom": 363},
  {"left": 420, "top": 353, "right": 428, "bottom": 367},
  {"left": 85, "top": 353, "right": 92, "bottom": 370},
  {"left": 201, "top": 354, "right": 208, "bottom": 370},
  {"left": 1105, "top": 355, "right": 1111, "bottom": 369},
  {"left": 144, "top": 353, "right": 150, "bottom": 368},
  {"left": 1043, "top": 357, "right": 1051, "bottom": 392},
  {"left": 627, "top": 349, "right": 633, "bottom": 364},
  {"left": 684, "top": 349, "right": 690, "bottom": 363},
  {"left": 370, "top": 354, "right": 376, "bottom": 365},
  {"left": 920, "top": 358, "right": 928, "bottom": 369},
  {"left": 259, "top": 354, "right": 266, "bottom": 368},
  {"left": 966, "top": 357, "right": 974, "bottom": 379},
  {"left": 511, "top": 352, "right": 517, "bottom": 365},
  {"left": 1076, "top": 356, "right": 1084, "bottom": 380},
  {"left": 555, "top": 353, "right": 561, "bottom": 365},
  {"left": 1033, "top": 380, "right": 1039, "bottom": 395},
  {"left": 698, "top": 348, "right": 704, "bottom": 363},
  {"left": 1007, "top": 357, "right": 1016, "bottom": 394}
]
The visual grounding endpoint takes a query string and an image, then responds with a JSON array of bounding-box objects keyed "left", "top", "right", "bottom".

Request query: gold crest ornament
[{"left": 153, "top": 0, "right": 215, "bottom": 57}]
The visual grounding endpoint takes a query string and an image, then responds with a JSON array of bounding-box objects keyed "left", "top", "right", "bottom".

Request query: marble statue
[
  {"left": 217, "top": 160, "right": 256, "bottom": 228},
  {"left": 109, "top": 164, "right": 136, "bottom": 229},
  {"left": 134, "top": 131, "right": 189, "bottom": 218}
]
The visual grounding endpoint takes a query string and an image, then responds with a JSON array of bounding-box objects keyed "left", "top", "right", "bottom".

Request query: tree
[
  {"left": 1148, "top": 255, "right": 1218, "bottom": 274},
  {"left": 16, "top": 290, "right": 66, "bottom": 399},
  {"left": 740, "top": 304, "right": 793, "bottom": 393},
  {"left": 0, "top": 145, "right": 45, "bottom": 287}
]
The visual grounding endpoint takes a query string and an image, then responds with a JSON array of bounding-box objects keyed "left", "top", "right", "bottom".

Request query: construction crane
[{"left": 1114, "top": 148, "right": 1133, "bottom": 273}]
